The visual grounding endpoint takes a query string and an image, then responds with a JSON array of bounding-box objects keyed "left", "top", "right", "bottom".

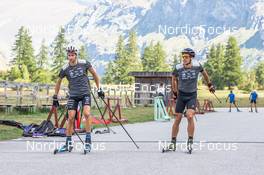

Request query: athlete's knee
[
  {"left": 83, "top": 107, "right": 91, "bottom": 119},
  {"left": 174, "top": 114, "right": 182, "bottom": 123},
  {"left": 186, "top": 110, "right": 195, "bottom": 120},
  {"left": 83, "top": 112, "right": 91, "bottom": 119},
  {"left": 67, "top": 113, "right": 75, "bottom": 123}
]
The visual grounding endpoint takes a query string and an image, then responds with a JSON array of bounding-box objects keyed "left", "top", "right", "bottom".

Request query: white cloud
[{"left": 0, "top": 0, "right": 86, "bottom": 64}]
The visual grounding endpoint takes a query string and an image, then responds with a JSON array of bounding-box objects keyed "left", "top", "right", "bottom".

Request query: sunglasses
[
  {"left": 182, "top": 55, "right": 191, "bottom": 59},
  {"left": 68, "top": 54, "right": 75, "bottom": 57}
]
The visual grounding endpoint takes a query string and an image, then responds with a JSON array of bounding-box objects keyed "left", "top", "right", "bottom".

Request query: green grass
[
  {"left": 0, "top": 107, "right": 154, "bottom": 141},
  {"left": 0, "top": 88, "right": 263, "bottom": 141},
  {"left": 197, "top": 89, "right": 264, "bottom": 107},
  {"left": 0, "top": 111, "right": 48, "bottom": 141}
]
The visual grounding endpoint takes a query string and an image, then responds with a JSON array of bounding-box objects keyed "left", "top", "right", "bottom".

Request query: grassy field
[
  {"left": 0, "top": 107, "right": 153, "bottom": 141},
  {"left": 197, "top": 88, "right": 264, "bottom": 108},
  {"left": 0, "top": 89, "right": 263, "bottom": 141}
]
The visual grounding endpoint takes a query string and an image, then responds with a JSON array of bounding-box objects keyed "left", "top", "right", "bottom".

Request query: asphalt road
[{"left": 0, "top": 108, "right": 263, "bottom": 175}]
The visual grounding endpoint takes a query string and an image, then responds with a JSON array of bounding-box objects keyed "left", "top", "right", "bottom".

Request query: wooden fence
[{"left": 0, "top": 81, "right": 136, "bottom": 112}]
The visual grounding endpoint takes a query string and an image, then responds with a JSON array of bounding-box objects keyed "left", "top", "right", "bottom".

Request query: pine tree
[
  {"left": 223, "top": 37, "right": 243, "bottom": 89},
  {"left": 33, "top": 39, "right": 53, "bottom": 83},
  {"left": 204, "top": 45, "right": 216, "bottom": 78},
  {"left": 114, "top": 35, "right": 129, "bottom": 84},
  {"left": 23, "top": 29, "right": 36, "bottom": 75},
  {"left": 142, "top": 42, "right": 169, "bottom": 72},
  {"left": 9, "top": 65, "right": 22, "bottom": 81},
  {"left": 36, "top": 39, "right": 49, "bottom": 69},
  {"left": 21, "top": 64, "right": 30, "bottom": 82},
  {"left": 79, "top": 45, "right": 89, "bottom": 61},
  {"left": 142, "top": 42, "right": 155, "bottom": 71},
  {"left": 172, "top": 53, "right": 180, "bottom": 68},
  {"left": 10, "top": 26, "right": 36, "bottom": 81},
  {"left": 204, "top": 44, "right": 226, "bottom": 89},
  {"left": 214, "top": 44, "right": 225, "bottom": 89},
  {"left": 153, "top": 42, "right": 169, "bottom": 71},
  {"left": 51, "top": 27, "right": 68, "bottom": 78},
  {"left": 33, "top": 69, "right": 52, "bottom": 83},
  {"left": 102, "top": 61, "right": 115, "bottom": 84},
  {"left": 12, "top": 26, "right": 25, "bottom": 66},
  {"left": 255, "top": 61, "right": 264, "bottom": 88},
  {"left": 126, "top": 31, "right": 142, "bottom": 83}
]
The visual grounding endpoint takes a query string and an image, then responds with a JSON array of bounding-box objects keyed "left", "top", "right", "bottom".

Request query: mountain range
[{"left": 1, "top": 0, "right": 264, "bottom": 74}]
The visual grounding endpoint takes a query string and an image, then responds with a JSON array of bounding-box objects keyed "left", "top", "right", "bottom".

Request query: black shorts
[
  {"left": 175, "top": 91, "right": 197, "bottom": 114},
  {"left": 67, "top": 94, "right": 91, "bottom": 110},
  {"left": 230, "top": 100, "right": 235, "bottom": 104},
  {"left": 250, "top": 100, "right": 257, "bottom": 104}
]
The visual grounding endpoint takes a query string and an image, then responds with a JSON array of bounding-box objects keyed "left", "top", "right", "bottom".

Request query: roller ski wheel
[
  {"left": 162, "top": 143, "right": 176, "bottom": 153},
  {"left": 187, "top": 138, "right": 193, "bottom": 154},
  {"left": 53, "top": 145, "right": 73, "bottom": 155}
]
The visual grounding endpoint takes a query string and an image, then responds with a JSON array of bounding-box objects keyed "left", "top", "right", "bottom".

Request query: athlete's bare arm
[
  {"left": 172, "top": 76, "right": 178, "bottom": 94},
  {"left": 88, "top": 67, "right": 100, "bottom": 89},
  {"left": 54, "top": 78, "right": 62, "bottom": 95},
  {"left": 201, "top": 70, "right": 211, "bottom": 85}
]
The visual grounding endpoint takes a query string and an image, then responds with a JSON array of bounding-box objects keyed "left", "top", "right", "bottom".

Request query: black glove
[
  {"left": 208, "top": 83, "right": 215, "bottom": 93},
  {"left": 52, "top": 94, "right": 60, "bottom": 107},
  {"left": 97, "top": 88, "right": 105, "bottom": 99}
]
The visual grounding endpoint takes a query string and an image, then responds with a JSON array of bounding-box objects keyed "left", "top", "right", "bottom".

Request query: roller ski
[
  {"left": 162, "top": 138, "right": 176, "bottom": 153},
  {"left": 54, "top": 136, "right": 73, "bottom": 155},
  {"left": 54, "top": 144, "right": 73, "bottom": 154},
  {"left": 187, "top": 137, "right": 193, "bottom": 154},
  {"left": 162, "top": 143, "right": 176, "bottom": 153}
]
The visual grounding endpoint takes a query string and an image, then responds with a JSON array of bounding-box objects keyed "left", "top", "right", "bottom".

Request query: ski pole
[
  {"left": 99, "top": 96, "right": 140, "bottom": 149},
  {"left": 87, "top": 79, "right": 116, "bottom": 134},
  {"left": 212, "top": 93, "right": 222, "bottom": 104},
  {"left": 89, "top": 89, "right": 116, "bottom": 134},
  {"left": 87, "top": 76, "right": 139, "bottom": 149}
]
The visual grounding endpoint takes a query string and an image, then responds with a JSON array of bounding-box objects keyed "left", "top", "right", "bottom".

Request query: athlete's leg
[
  {"left": 254, "top": 101, "right": 257, "bottom": 112},
  {"left": 61, "top": 97, "right": 78, "bottom": 151},
  {"left": 186, "top": 109, "right": 195, "bottom": 137},
  {"left": 172, "top": 96, "right": 185, "bottom": 141},
  {"left": 82, "top": 95, "right": 92, "bottom": 152},
  {"left": 234, "top": 102, "right": 240, "bottom": 111},
  {"left": 186, "top": 96, "right": 196, "bottom": 138},
  {"left": 67, "top": 110, "right": 76, "bottom": 136},
  {"left": 83, "top": 105, "right": 91, "bottom": 132},
  {"left": 172, "top": 113, "right": 183, "bottom": 140}
]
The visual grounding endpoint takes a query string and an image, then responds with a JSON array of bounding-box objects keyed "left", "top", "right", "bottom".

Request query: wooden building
[{"left": 129, "top": 72, "right": 173, "bottom": 105}]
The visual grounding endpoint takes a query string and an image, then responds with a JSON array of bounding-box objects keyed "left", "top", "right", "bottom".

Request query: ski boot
[
  {"left": 187, "top": 137, "right": 193, "bottom": 154},
  {"left": 162, "top": 139, "right": 176, "bottom": 153},
  {"left": 84, "top": 133, "right": 92, "bottom": 155}
]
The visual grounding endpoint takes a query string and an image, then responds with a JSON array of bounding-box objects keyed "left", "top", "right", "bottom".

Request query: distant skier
[
  {"left": 226, "top": 90, "right": 240, "bottom": 112},
  {"left": 249, "top": 90, "right": 258, "bottom": 113},
  {"left": 163, "top": 48, "right": 215, "bottom": 154}
]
